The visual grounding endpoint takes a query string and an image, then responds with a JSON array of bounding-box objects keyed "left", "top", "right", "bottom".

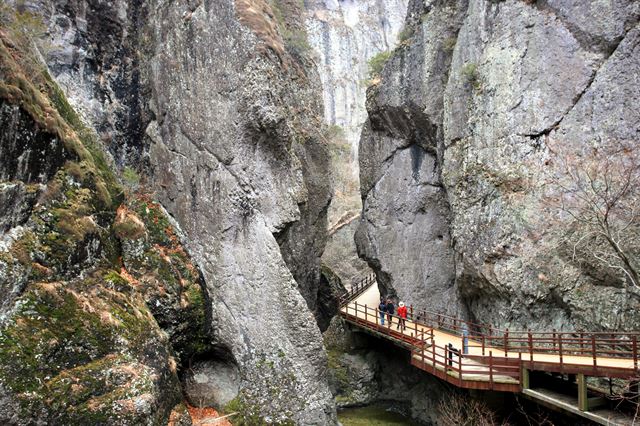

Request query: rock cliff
[
  {"left": 1, "top": 0, "right": 337, "bottom": 423},
  {"left": 144, "top": 0, "right": 335, "bottom": 422},
  {"left": 0, "top": 29, "right": 204, "bottom": 423},
  {"left": 357, "top": 0, "right": 640, "bottom": 331},
  {"left": 305, "top": 0, "right": 408, "bottom": 156},
  {"left": 306, "top": 0, "right": 408, "bottom": 286}
]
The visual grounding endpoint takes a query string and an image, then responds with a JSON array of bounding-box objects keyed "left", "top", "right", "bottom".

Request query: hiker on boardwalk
[
  {"left": 378, "top": 297, "right": 387, "bottom": 325},
  {"left": 386, "top": 298, "right": 395, "bottom": 327},
  {"left": 397, "top": 301, "right": 407, "bottom": 331}
]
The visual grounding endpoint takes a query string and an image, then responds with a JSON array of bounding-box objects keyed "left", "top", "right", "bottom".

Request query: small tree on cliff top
[{"left": 545, "top": 140, "right": 640, "bottom": 287}]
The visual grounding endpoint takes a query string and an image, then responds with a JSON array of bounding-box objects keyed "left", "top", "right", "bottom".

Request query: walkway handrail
[
  {"left": 339, "top": 277, "right": 640, "bottom": 374},
  {"left": 342, "top": 299, "right": 430, "bottom": 348},
  {"left": 339, "top": 273, "right": 376, "bottom": 305}
]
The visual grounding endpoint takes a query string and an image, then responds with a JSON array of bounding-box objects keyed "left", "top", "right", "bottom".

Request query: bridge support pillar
[
  {"left": 522, "top": 368, "right": 530, "bottom": 390},
  {"left": 577, "top": 373, "right": 588, "bottom": 411}
]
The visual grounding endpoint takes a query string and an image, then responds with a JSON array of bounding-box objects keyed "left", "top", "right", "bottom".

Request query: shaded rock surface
[
  {"left": 357, "top": 0, "right": 640, "bottom": 330},
  {"left": 17, "top": 0, "right": 150, "bottom": 166},
  {"left": 183, "top": 359, "right": 240, "bottom": 410},
  {"left": 324, "top": 317, "right": 448, "bottom": 424}
]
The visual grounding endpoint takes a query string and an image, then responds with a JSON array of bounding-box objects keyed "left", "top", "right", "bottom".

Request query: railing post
[
  {"left": 528, "top": 330, "right": 533, "bottom": 362},
  {"left": 489, "top": 351, "right": 494, "bottom": 390},
  {"left": 559, "top": 333, "right": 563, "bottom": 369},
  {"left": 553, "top": 329, "right": 557, "bottom": 350},
  {"left": 458, "top": 351, "right": 463, "bottom": 387},
  {"left": 432, "top": 343, "right": 436, "bottom": 374},
  {"left": 410, "top": 304, "right": 414, "bottom": 320},
  {"left": 375, "top": 307, "right": 379, "bottom": 329},
  {"left": 482, "top": 335, "right": 486, "bottom": 356},
  {"left": 364, "top": 304, "right": 368, "bottom": 323},
  {"left": 580, "top": 331, "right": 584, "bottom": 354},
  {"left": 591, "top": 335, "right": 597, "bottom": 368},
  {"left": 445, "top": 345, "right": 449, "bottom": 372},
  {"left": 504, "top": 329, "right": 509, "bottom": 354}
]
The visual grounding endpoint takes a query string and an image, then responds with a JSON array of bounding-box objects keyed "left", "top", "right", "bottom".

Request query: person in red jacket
[{"left": 397, "top": 301, "right": 407, "bottom": 331}]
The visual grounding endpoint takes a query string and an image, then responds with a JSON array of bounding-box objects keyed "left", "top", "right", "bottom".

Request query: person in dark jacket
[
  {"left": 378, "top": 296, "right": 387, "bottom": 325},
  {"left": 386, "top": 299, "right": 395, "bottom": 327}
]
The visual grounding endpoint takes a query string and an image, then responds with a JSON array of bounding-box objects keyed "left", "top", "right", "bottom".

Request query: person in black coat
[{"left": 385, "top": 299, "right": 395, "bottom": 327}]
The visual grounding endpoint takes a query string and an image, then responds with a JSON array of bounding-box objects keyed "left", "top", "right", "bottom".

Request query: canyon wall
[
  {"left": 0, "top": 0, "right": 338, "bottom": 423},
  {"left": 306, "top": 0, "right": 408, "bottom": 159},
  {"left": 357, "top": 0, "right": 640, "bottom": 331}
]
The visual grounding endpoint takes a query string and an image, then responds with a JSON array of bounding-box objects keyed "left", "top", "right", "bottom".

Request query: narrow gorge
[{"left": 1, "top": 0, "right": 639, "bottom": 425}]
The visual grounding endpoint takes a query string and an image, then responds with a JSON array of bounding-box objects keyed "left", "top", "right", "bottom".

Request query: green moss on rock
[{"left": 0, "top": 22, "right": 210, "bottom": 424}]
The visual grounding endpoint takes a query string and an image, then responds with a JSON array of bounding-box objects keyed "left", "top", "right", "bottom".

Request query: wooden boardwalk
[{"left": 339, "top": 276, "right": 640, "bottom": 425}]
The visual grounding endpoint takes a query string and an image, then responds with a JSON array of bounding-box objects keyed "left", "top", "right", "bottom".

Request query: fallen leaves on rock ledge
[{"left": 186, "top": 404, "right": 233, "bottom": 426}]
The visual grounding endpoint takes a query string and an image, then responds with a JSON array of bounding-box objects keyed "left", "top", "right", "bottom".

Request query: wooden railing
[
  {"left": 339, "top": 273, "right": 376, "bottom": 305},
  {"left": 341, "top": 299, "right": 521, "bottom": 390},
  {"left": 339, "top": 276, "right": 640, "bottom": 380},
  {"left": 341, "top": 299, "right": 432, "bottom": 348},
  {"left": 412, "top": 309, "right": 640, "bottom": 374},
  {"left": 413, "top": 341, "right": 522, "bottom": 390}
]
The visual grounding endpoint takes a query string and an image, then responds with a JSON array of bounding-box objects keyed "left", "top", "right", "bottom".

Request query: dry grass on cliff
[
  {"left": 235, "top": 0, "right": 286, "bottom": 60},
  {"left": 0, "top": 10, "right": 118, "bottom": 206}
]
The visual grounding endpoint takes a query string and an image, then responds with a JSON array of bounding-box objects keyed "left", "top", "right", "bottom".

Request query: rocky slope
[
  {"left": 357, "top": 0, "right": 640, "bottom": 331},
  {"left": 1, "top": 0, "right": 338, "bottom": 424}
]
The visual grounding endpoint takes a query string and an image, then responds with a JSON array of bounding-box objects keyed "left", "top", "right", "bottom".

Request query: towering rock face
[
  {"left": 305, "top": 0, "right": 408, "bottom": 157},
  {"left": 356, "top": 0, "right": 465, "bottom": 315},
  {"left": 357, "top": 0, "right": 640, "bottom": 331},
  {"left": 0, "top": 29, "right": 206, "bottom": 423},
  {"left": 143, "top": 1, "right": 335, "bottom": 423},
  {"left": 305, "top": 0, "right": 408, "bottom": 288},
  {"left": 1, "top": 0, "right": 337, "bottom": 423}
]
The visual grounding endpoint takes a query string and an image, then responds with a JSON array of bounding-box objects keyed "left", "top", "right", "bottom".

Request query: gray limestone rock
[
  {"left": 143, "top": 1, "right": 336, "bottom": 423},
  {"left": 305, "top": 0, "right": 409, "bottom": 156},
  {"left": 358, "top": 0, "right": 640, "bottom": 331},
  {"left": 356, "top": 0, "right": 467, "bottom": 316}
]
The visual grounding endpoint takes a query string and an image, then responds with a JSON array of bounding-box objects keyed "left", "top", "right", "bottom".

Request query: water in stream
[{"left": 338, "top": 405, "right": 417, "bottom": 426}]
